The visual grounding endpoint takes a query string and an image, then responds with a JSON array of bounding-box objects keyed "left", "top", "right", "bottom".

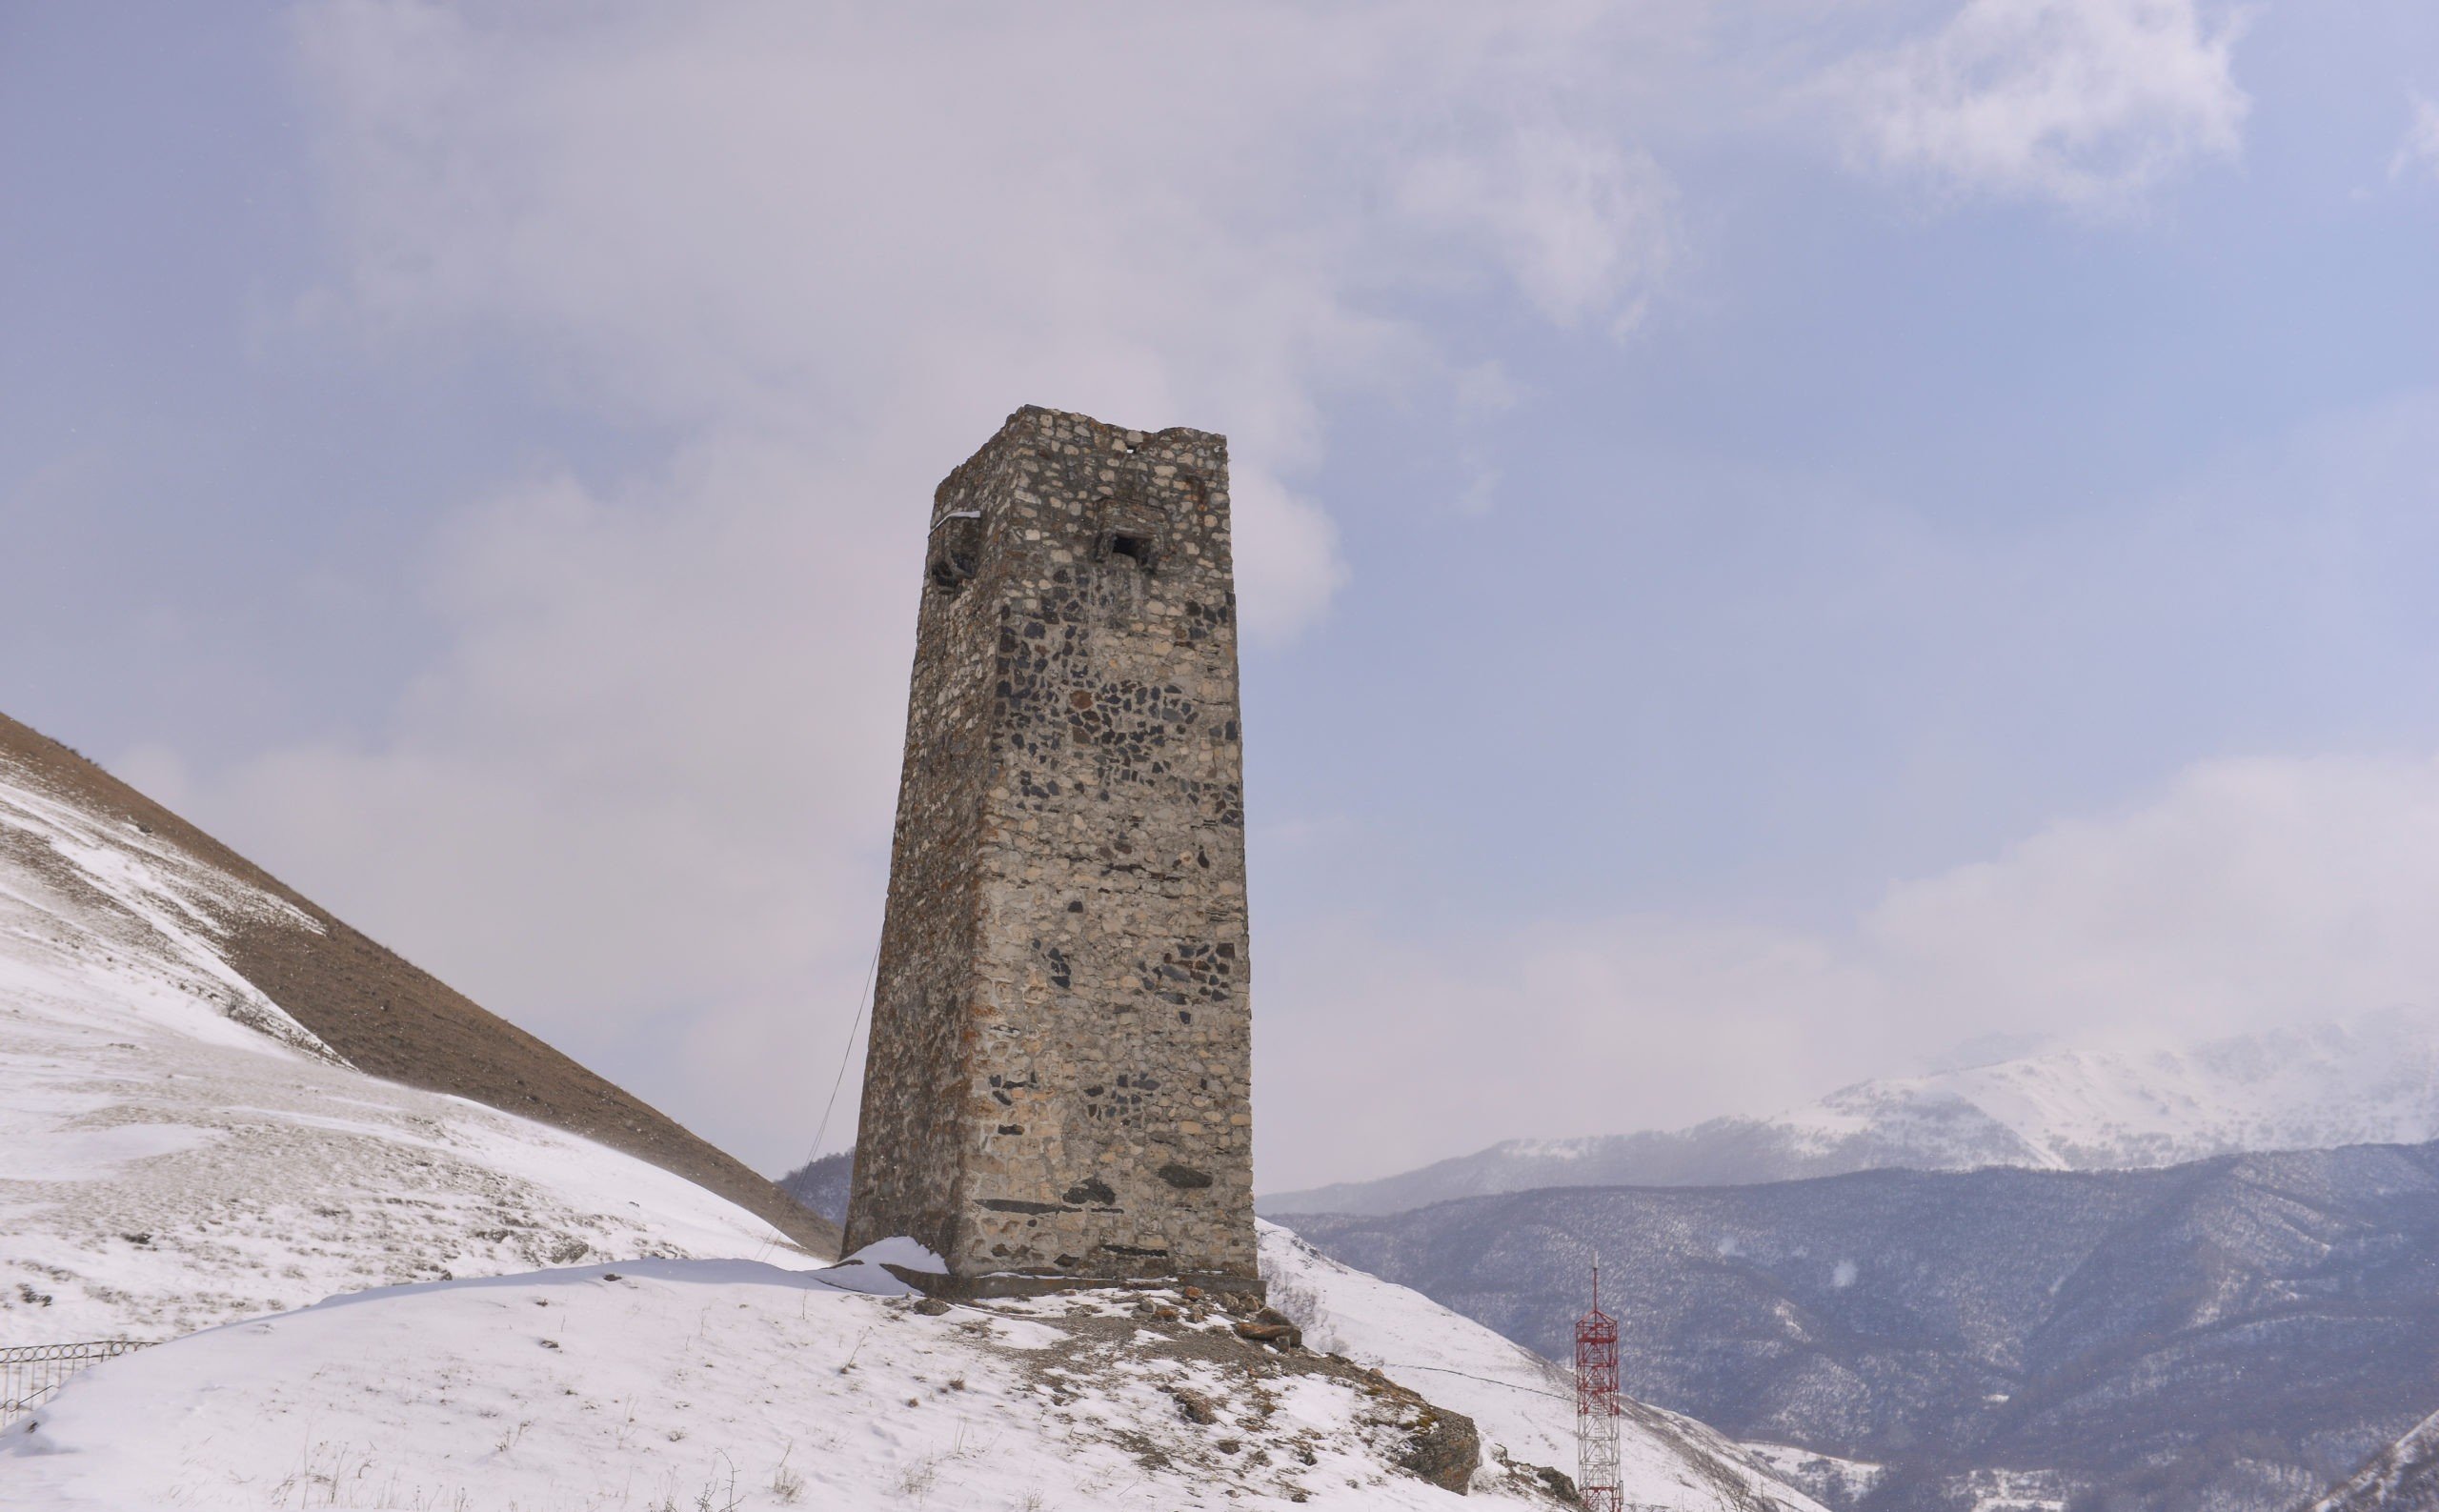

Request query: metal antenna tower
[{"left": 1575, "top": 1259, "right": 1623, "bottom": 1512}]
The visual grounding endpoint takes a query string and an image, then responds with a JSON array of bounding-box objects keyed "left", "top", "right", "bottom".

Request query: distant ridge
[
  {"left": 780, "top": 1147, "right": 854, "bottom": 1224},
  {"left": 0, "top": 710, "right": 836, "bottom": 1255},
  {"left": 1278, "top": 1139, "right": 2439, "bottom": 1512},
  {"left": 1260, "top": 1007, "right": 2439, "bottom": 1217}
]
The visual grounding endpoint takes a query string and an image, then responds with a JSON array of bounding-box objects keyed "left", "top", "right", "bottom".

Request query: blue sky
[{"left": 7, "top": 1, "right": 2439, "bottom": 1187}]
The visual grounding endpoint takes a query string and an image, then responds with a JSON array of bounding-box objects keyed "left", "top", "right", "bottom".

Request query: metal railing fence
[{"left": 1, "top": 1340, "right": 150, "bottom": 1426}]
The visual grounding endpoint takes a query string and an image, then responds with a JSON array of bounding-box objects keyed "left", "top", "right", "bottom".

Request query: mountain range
[
  {"left": 1275, "top": 1140, "right": 2439, "bottom": 1512},
  {"left": 1259, "top": 1010, "right": 2439, "bottom": 1217}
]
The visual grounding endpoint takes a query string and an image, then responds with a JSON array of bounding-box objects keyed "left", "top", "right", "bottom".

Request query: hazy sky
[{"left": 7, "top": 1, "right": 2439, "bottom": 1190}]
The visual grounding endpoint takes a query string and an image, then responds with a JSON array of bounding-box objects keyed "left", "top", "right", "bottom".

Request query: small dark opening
[{"left": 1110, "top": 533, "right": 1154, "bottom": 565}]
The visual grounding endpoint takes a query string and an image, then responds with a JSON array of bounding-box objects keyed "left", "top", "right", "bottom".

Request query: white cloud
[
  {"left": 1399, "top": 124, "right": 1677, "bottom": 334},
  {"left": 1259, "top": 751, "right": 2439, "bottom": 1186},
  {"left": 186, "top": 1, "right": 1691, "bottom": 1172},
  {"left": 1867, "top": 754, "right": 2439, "bottom": 1035},
  {"left": 1824, "top": 0, "right": 2251, "bottom": 209},
  {"left": 288, "top": 3, "right": 1686, "bottom": 638},
  {"left": 165, "top": 2, "right": 2361, "bottom": 1191},
  {"left": 2393, "top": 95, "right": 2439, "bottom": 183},
  {"left": 1248, "top": 382, "right": 2439, "bottom": 1185},
  {"left": 196, "top": 434, "right": 913, "bottom": 1165},
  {"left": 1260, "top": 911, "right": 1885, "bottom": 1185}
]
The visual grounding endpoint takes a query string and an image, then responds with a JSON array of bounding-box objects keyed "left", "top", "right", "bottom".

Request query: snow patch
[{"left": 845, "top": 1236, "right": 946, "bottom": 1274}]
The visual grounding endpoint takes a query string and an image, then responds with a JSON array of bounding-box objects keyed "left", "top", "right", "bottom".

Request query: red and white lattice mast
[{"left": 1575, "top": 1260, "right": 1623, "bottom": 1512}]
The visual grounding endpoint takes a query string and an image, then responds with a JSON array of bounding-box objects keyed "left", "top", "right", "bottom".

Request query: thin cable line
[
  {"left": 1377, "top": 1362, "right": 1573, "bottom": 1402},
  {"left": 804, "top": 937, "right": 881, "bottom": 1172}
]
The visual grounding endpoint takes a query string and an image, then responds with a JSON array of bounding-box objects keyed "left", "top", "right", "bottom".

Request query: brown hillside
[{"left": 0, "top": 711, "right": 838, "bottom": 1257}]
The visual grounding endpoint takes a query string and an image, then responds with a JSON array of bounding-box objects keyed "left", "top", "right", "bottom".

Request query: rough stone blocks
[{"left": 842, "top": 405, "right": 1258, "bottom": 1291}]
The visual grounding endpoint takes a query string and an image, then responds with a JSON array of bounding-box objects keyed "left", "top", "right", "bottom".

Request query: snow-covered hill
[
  {"left": 0, "top": 712, "right": 833, "bottom": 1256},
  {"left": 2, "top": 1226, "right": 1826, "bottom": 1511},
  {"left": 1260, "top": 1008, "right": 2439, "bottom": 1216},
  {"left": 1, "top": 741, "right": 820, "bottom": 1343}
]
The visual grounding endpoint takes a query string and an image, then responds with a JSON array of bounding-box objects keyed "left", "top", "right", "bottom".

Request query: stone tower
[{"left": 841, "top": 405, "right": 1257, "bottom": 1291}]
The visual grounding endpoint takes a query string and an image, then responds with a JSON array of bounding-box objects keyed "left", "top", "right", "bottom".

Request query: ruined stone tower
[{"left": 841, "top": 406, "right": 1256, "bottom": 1290}]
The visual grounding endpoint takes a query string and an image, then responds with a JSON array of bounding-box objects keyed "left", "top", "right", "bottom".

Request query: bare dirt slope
[{"left": 0, "top": 711, "right": 837, "bottom": 1257}]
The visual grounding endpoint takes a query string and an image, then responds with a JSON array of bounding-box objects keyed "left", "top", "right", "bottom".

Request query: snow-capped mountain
[
  {"left": 2, "top": 1222, "right": 1827, "bottom": 1510},
  {"left": 1260, "top": 1007, "right": 2439, "bottom": 1216},
  {"left": 1, "top": 716, "right": 826, "bottom": 1341}
]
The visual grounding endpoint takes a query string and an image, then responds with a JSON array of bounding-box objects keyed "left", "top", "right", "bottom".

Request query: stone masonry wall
[{"left": 843, "top": 405, "right": 1257, "bottom": 1287}]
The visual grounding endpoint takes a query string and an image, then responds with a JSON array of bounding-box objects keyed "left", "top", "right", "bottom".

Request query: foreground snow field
[
  {"left": 6, "top": 1254, "right": 1493, "bottom": 1510},
  {"left": 3, "top": 1231, "right": 1824, "bottom": 1512},
  {"left": 1, "top": 756, "right": 820, "bottom": 1344}
]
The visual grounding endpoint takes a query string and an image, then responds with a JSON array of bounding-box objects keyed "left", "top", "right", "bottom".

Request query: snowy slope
[
  {"left": 2311, "top": 1407, "right": 2439, "bottom": 1512},
  {"left": 2, "top": 1231, "right": 1827, "bottom": 1511},
  {"left": 1260, "top": 1221, "right": 1827, "bottom": 1512},
  {"left": 3, "top": 1258, "right": 1462, "bottom": 1511},
  {"left": 1260, "top": 1008, "right": 2439, "bottom": 1215},
  {"left": 1, "top": 752, "right": 818, "bottom": 1344}
]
